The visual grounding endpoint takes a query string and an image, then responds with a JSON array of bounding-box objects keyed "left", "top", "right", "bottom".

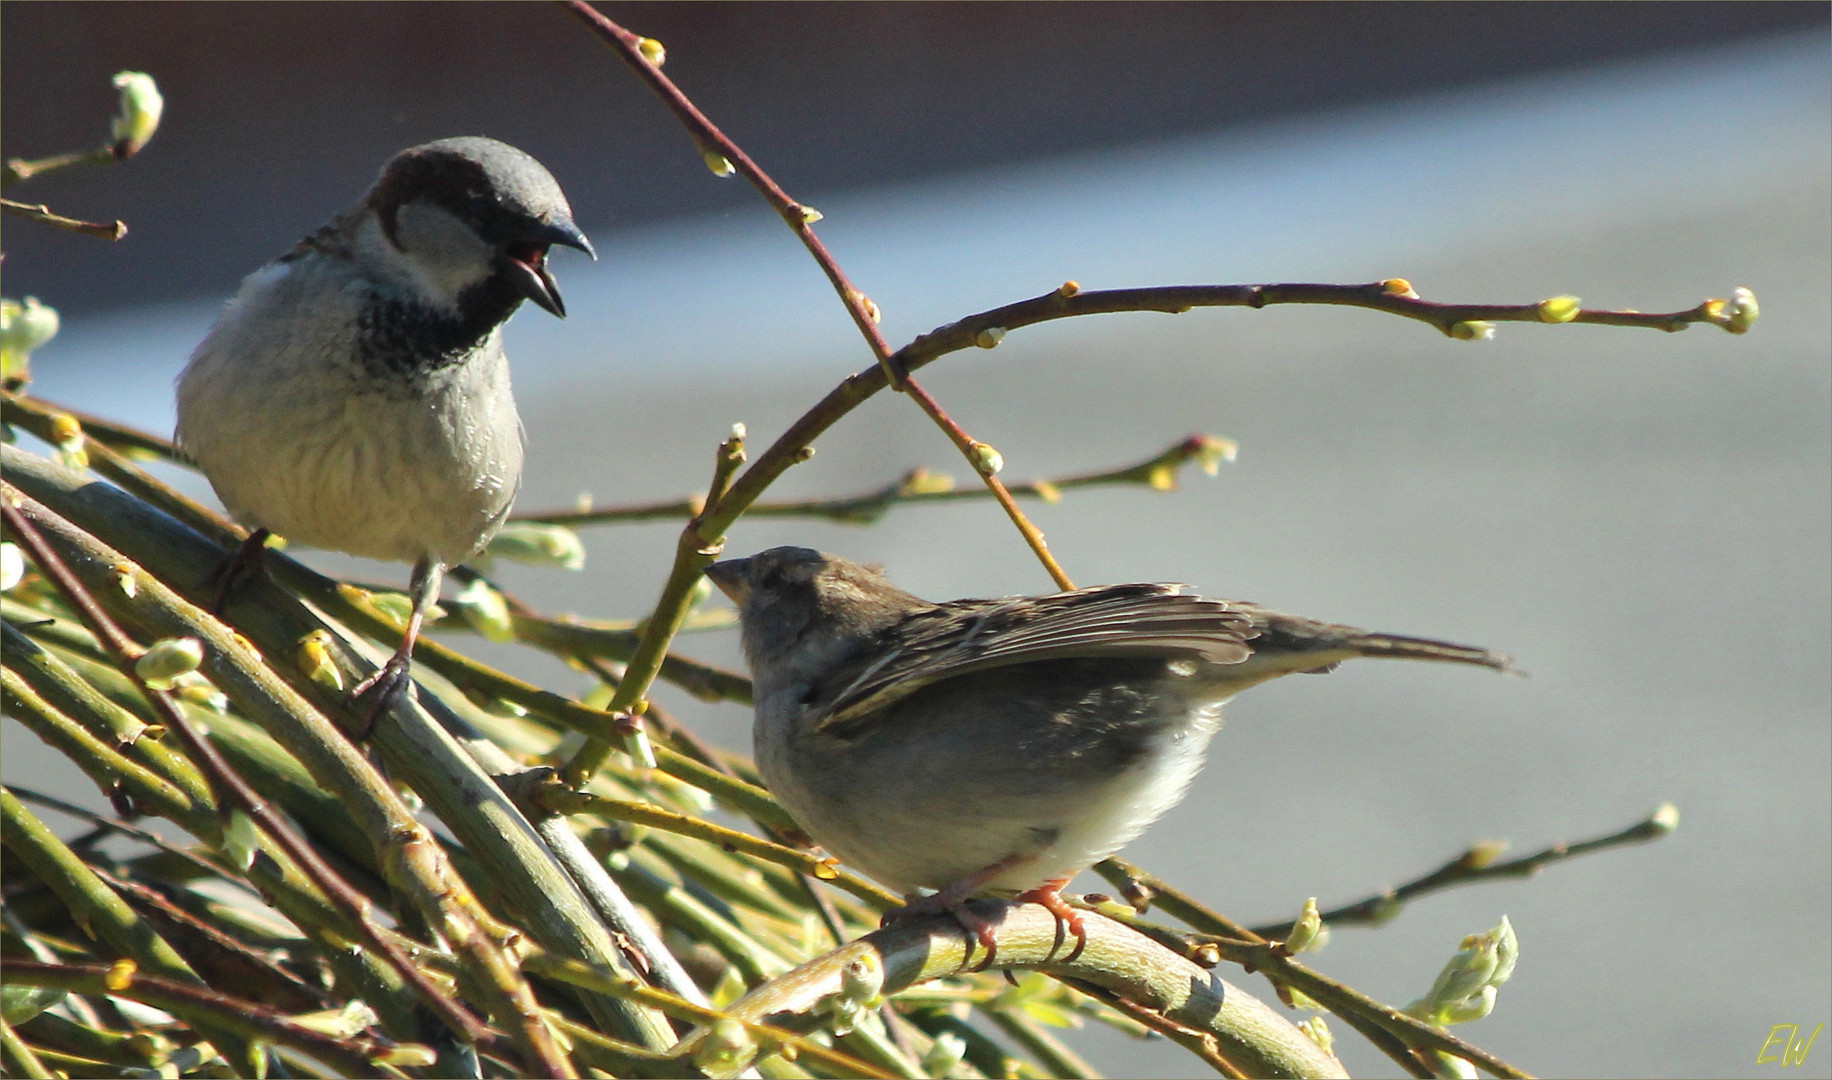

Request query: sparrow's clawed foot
[{"left": 200, "top": 528, "right": 272, "bottom": 615}]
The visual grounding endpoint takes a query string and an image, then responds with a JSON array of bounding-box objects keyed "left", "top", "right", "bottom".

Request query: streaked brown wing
[{"left": 811, "top": 583, "right": 1257, "bottom": 736}]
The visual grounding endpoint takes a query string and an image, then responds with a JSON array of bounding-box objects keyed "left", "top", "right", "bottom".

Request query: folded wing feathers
[
  {"left": 813, "top": 588, "right": 1510, "bottom": 734},
  {"left": 815, "top": 585, "right": 1257, "bottom": 733}
]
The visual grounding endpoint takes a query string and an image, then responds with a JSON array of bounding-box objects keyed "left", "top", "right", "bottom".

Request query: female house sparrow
[
  {"left": 708, "top": 546, "right": 1511, "bottom": 947},
  {"left": 176, "top": 137, "right": 592, "bottom": 719}
]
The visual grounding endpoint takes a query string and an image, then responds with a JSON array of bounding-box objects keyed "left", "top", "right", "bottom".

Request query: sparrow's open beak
[
  {"left": 704, "top": 558, "right": 750, "bottom": 604},
  {"left": 503, "top": 219, "right": 594, "bottom": 319}
]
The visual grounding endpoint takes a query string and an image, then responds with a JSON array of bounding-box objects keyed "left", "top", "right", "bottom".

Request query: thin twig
[
  {"left": 4, "top": 145, "right": 118, "bottom": 186},
  {"left": 894, "top": 283, "right": 1751, "bottom": 376},
  {"left": 1248, "top": 805, "right": 1679, "bottom": 937},
  {"left": 513, "top": 432, "right": 1235, "bottom": 528},
  {"left": 701, "top": 904, "right": 1344, "bottom": 1080},
  {"left": 535, "top": 780, "right": 900, "bottom": 909},
  {"left": 0, "top": 961, "right": 413, "bottom": 1078},
  {"left": 0, "top": 198, "right": 127, "bottom": 240},
  {"left": 560, "top": 0, "right": 1077, "bottom": 591},
  {"left": 1093, "top": 858, "right": 1531, "bottom": 1079}
]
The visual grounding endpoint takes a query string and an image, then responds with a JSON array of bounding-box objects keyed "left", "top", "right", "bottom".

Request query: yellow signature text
[{"left": 1758, "top": 1023, "right": 1823, "bottom": 1067}]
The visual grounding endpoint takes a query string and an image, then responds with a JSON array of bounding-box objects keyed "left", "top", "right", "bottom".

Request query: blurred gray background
[{"left": 4, "top": 4, "right": 1828, "bottom": 1077}]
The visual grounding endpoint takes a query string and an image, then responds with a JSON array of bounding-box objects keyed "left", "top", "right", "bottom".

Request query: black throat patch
[{"left": 353, "top": 273, "right": 522, "bottom": 380}]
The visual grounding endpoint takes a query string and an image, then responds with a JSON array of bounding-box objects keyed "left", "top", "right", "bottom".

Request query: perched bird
[
  {"left": 177, "top": 136, "right": 592, "bottom": 720},
  {"left": 708, "top": 546, "right": 1511, "bottom": 952}
]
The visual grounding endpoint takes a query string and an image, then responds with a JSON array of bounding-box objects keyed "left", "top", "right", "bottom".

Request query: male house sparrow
[
  {"left": 708, "top": 546, "right": 1511, "bottom": 947},
  {"left": 177, "top": 137, "right": 592, "bottom": 717}
]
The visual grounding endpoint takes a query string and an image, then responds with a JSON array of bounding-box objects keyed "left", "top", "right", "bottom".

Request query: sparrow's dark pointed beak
[
  {"left": 705, "top": 558, "right": 751, "bottom": 604},
  {"left": 503, "top": 218, "right": 594, "bottom": 319},
  {"left": 542, "top": 218, "right": 596, "bottom": 261}
]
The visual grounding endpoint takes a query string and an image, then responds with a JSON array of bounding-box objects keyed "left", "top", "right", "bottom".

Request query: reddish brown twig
[{"left": 559, "top": 1, "right": 1075, "bottom": 591}]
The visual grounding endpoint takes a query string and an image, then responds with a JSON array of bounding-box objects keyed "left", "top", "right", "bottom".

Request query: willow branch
[
  {"left": 0, "top": 197, "right": 126, "bottom": 240},
  {"left": 1, "top": 443, "right": 677, "bottom": 1055},
  {"left": 695, "top": 904, "right": 1345, "bottom": 1079},
  {"left": 563, "top": 0, "right": 1075, "bottom": 590},
  {"left": 0, "top": 961, "right": 412, "bottom": 1078},
  {"left": 0, "top": 1020, "right": 56, "bottom": 1080},
  {"left": 514, "top": 432, "right": 1235, "bottom": 528},
  {"left": 4, "top": 145, "right": 118, "bottom": 186},
  {"left": 1094, "top": 858, "right": 1530, "bottom": 1079},
  {"left": 0, "top": 490, "right": 505, "bottom": 1053},
  {"left": 1248, "top": 804, "right": 1679, "bottom": 937},
  {"left": 533, "top": 778, "right": 900, "bottom": 909}
]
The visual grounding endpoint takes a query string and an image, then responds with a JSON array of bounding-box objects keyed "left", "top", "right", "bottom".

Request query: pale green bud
[
  {"left": 172, "top": 671, "right": 228, "bottom": 713},
  {"left": 838, "top": 952, "right": 884, "bottom": 1008},
  {"left": 222, "top": 808, "right": 259, "bottom": 872},
  {"left": 847, "top": 290, "right": 881, "bottom": 324},
  {"left": 1488, "top": 915, "right": 1518, "bottom": 986},
  {"left": 1536, "top": 295, "right": 1582, "bottom": 323},
  {"left": 901, "top": 468, "right": 955, "bottom": 496},
  {"left": 975, "top": 326, "right": 1007, "bottom": 349},
  {"left": 1284, "top": 987, "right": 1324, "bottom": 1012},
  {"left": 0, "top": 543, "right": 22, "bottom": 592},
  {"left": 922, "top": 1032, "right": 967, "bottom": 1076},
  {"left": 1285, "top": 897, "right": 1327, "bottom": 954},
  {"left": 637, "top": 37, "right": 666, "bottom": 65},
  {"left": 373, "top": 1044, "right": 438, "bottom": 1068},
  {"left": 110, "top": 72, "right": 164, "bottom": 156},
  {"left": 620, "top": 717, "right": 657, "bottom": 770},
  {"left": 1436, "top": 985, "right": 1498, "bottom": 1025},
  {"left": 1725, "top": 287, "right": 1758, "bottom": 334},
  {"left": 692, "top": 1019, "right": 754, "bottom": 1073},
  {"left": 1649, "top": 802, "right": 1680, "bottom": 834},
  {"left": 453, "top": 578, "right": 515, "bottom": 642},
  {"left": 1427, "top": 1049, "right": 1481, "bottom": 1079},
  {"left": 709, "top": 964, "right": 748, "bottom": 1009},
  {"left": 968, "top": 441, "right": 1003, "bottom": 477},
  {"left": 1192, "top": 434, "right": 1239, "bottom": 475},
  {"left": 485, "top": 522, "right": 586, "bottom": 571},
  {"left": 368, "top": 592, "right": 415, "bottom": 630},
  {"left": 794, "top": 203, "right": 823, "bottom": 224},
  {"left": 292, "top": 1001, "right": 378, "bottom": 1038},
  {"left": 0, "top": 296, "right": 60, "bottom": 379},
  {"left": 296, "top": 630, "right": 344, "bottom": 693},
  {"left": 702, "top": 148, "right": 735, "bottom": 177},
  {"left": 48, "top": 411, "right": 88, "bottom": 470},
  {"left": 1462, "top": 839, "right": 1509, "bottom": 869},
  {"left": 104, "top": 958, "right": 137, "bottom": 991},
  {"left": 1406, "top": 915, "right": 1517, "bottom": 1025},
  {"left": 1435, "top": 933, "right": 1500, "bottom": 1008},
  {"left": 135, "top": 637, "right": 203, "bottom": 688},
  {"left": 819, "top": 952, "right": 884, "bottom": 1036},
  {"left": 1296, "top": 1016, "right": 1334, "bottom": 1054},
  {"left": 1449, "top": 320, "right": 1496, "bottom": 341}
]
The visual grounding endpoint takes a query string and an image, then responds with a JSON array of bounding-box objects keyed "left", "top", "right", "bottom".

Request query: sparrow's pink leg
[
  {"left": 1014, "top": 877, "right": 1087, "bottom": 961},
  {"left": 886, "top": 854, "right": 1030, "bottom": 967},
  {"left": 348, "top": 557, "right": 443, "bottom": 737},
  {"left": 201, "top": 528, "right": 271, "bottom": 614},
  {"left": 889, "top": 860, "right": 1087, "bottom": 966}
]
